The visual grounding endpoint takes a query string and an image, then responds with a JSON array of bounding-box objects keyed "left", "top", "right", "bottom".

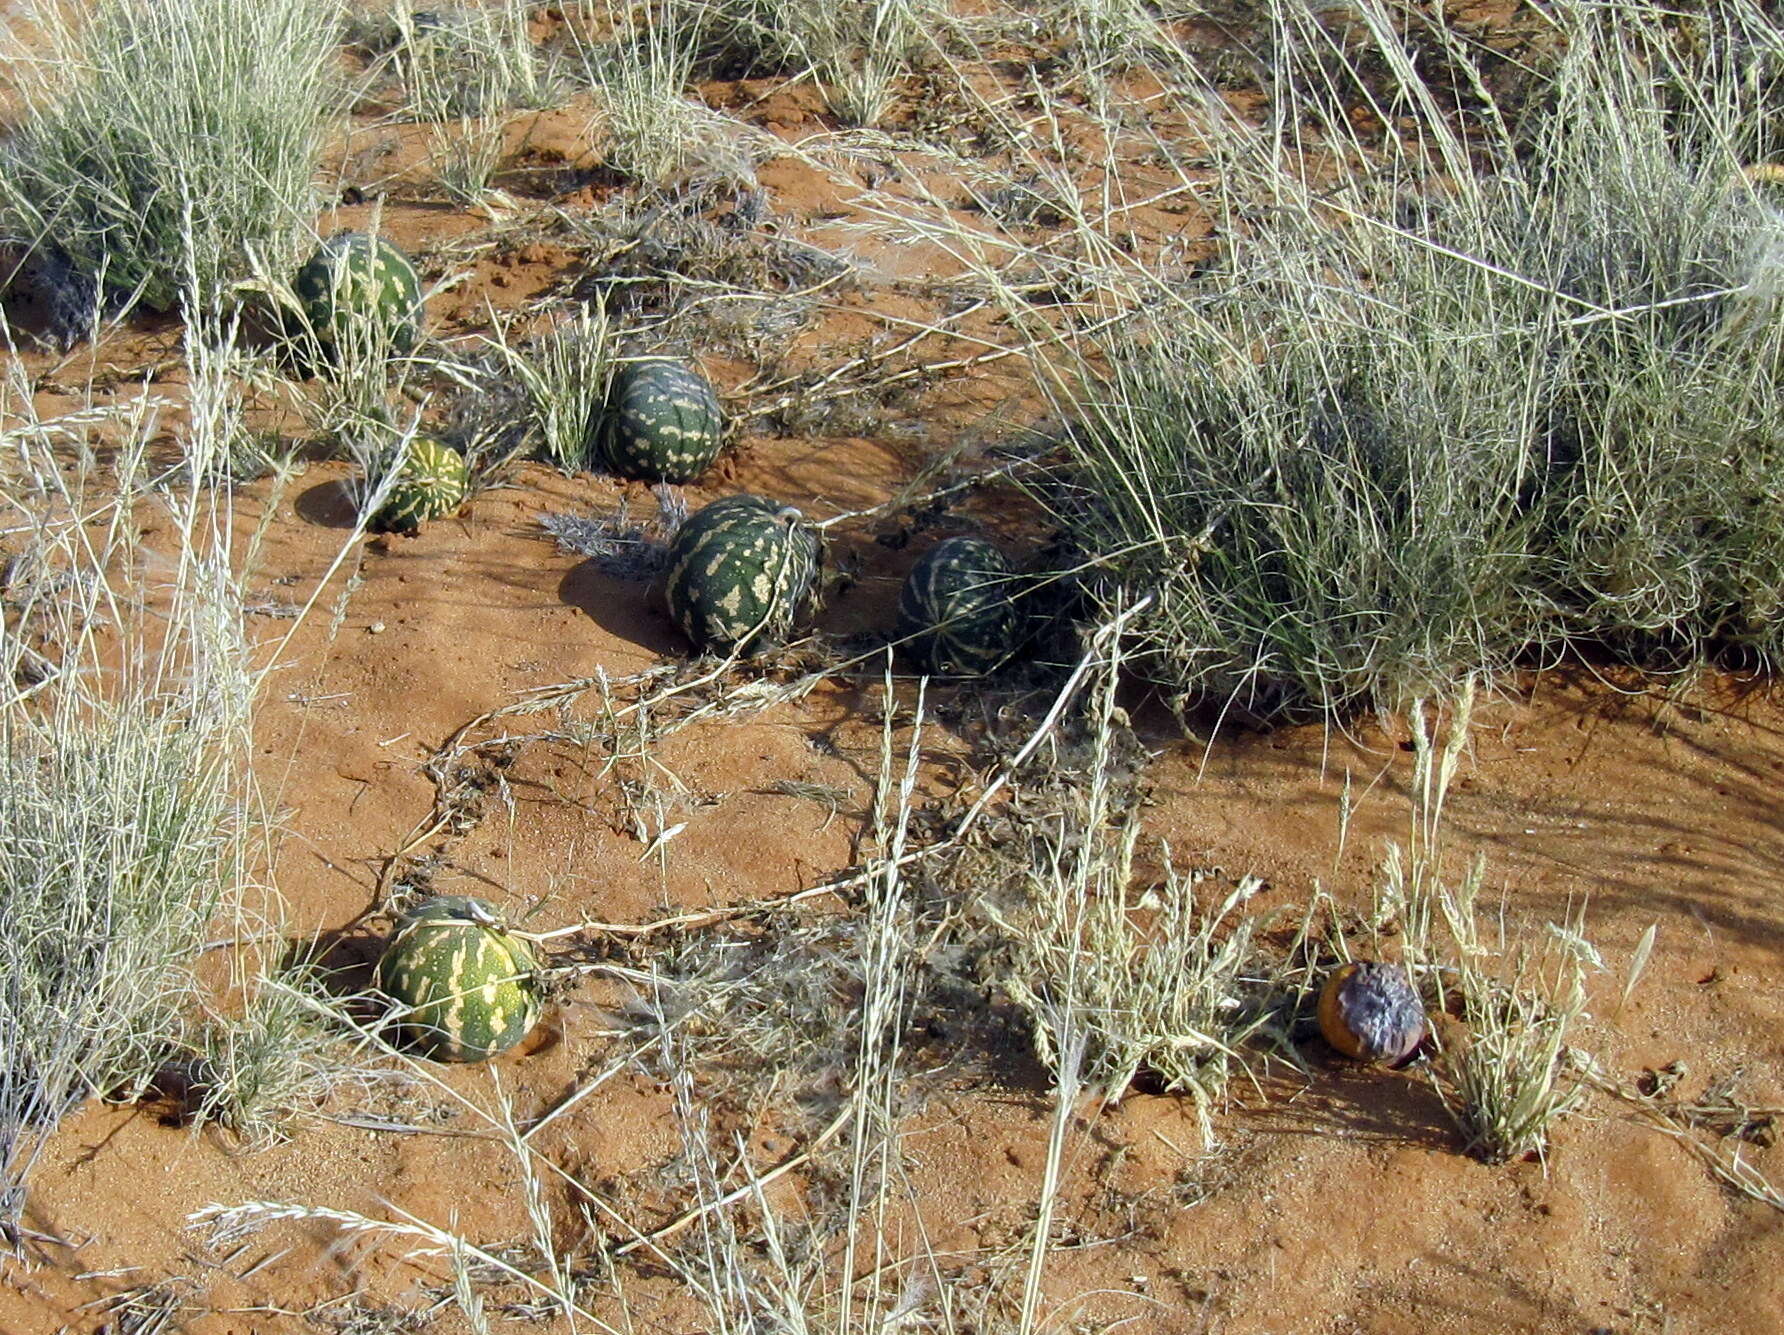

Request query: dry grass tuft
[
  {"left": 0, "top": 0, "right": 338, "bottom": 322},
  {"left": 0, "top": 360, "right": 259, "bottom": 1226},
  {"left": 976, "top": 640, "right": 1278, "bottom": 1139},
  {"left": 1365, "top": 683, "right": 1600, "bottom": 1163},
  {"left": 979, "top": 2, "right": 1784, "bottom": 719}
]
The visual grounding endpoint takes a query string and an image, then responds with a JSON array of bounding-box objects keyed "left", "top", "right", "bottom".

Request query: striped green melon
[
  {"left": 374, "top": 436, "right": 468, "bottom": 533},
  {"left": 294, "top": 232, "right": 422, "bottom": 353},
  {"left": 663, "top": 494, "right": 820, "bottom": 653},
  {"left": 898, "top": 535, "right": 1020, "bottom": 676},
  {"left": 599, "top": 358, "right": 725, "bottom": 483},
  {"left": 375, "top": 895, "right": 542, "bottom": 1063}
]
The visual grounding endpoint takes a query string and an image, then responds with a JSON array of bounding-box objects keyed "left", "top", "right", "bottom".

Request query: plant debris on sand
[{"left": 0, "top": 3, "right": 1780, "bottom": 1334}]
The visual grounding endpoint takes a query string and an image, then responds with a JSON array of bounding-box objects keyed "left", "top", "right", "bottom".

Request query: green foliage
[{"left": 1039, "top": 6, "right": 1784, "bottom": 718}]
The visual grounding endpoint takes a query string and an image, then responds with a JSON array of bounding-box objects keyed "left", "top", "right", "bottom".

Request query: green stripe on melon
[
  {"left": 374, "top": 436, "right": 468, "bottom": 533},
  {"left": 598, "top": 358, "right": 725, "bottom": 483},
  {"left": 375, "top": 895, "right": 541, "bottom": 1063},
  {"left": 663, "top": 494, "right": 820, "bottom": 653}
]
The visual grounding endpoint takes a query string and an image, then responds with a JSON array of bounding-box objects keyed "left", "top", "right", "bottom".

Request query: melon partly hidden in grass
[
  {"left": 1317, "top": 960, "right": 1426, "bottom": 1067},
  {"left": 663, "top": 493, "right": 821, "bottom": 653},
  {"left": 372, "top": 436, "right": 468, "bottom": 533},
  {"left": 293, "top": 231, "right": 422, "bottom": 353},
  {"left": 898, "top": 535, "right": 1021, "bottom": 676},
  {"left": 374, "top": 895, "right": 542, "bottom": 1063},
  {"left": 598, "top": 357, "right": 725, "bottom": 483}
]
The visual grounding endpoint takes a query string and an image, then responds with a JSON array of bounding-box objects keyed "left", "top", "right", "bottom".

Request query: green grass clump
[
  {"left": 1034, "top": 3, "right": 1784, "bottom": 718},
  {"left": 0, "top": 0, "right": 340, "bottom": 315},
  {"left": 369, "top": 0, "right": 560, "bottom": 202},
  {"left": 1439, "top": 928, "right": 1592, "bottom": 1165},
  {"left": 484, "top": 303, "right": 617, "bottom": 474},
  {"left": 1047, "top": 300, "right": 1541, "bottom": 719}
]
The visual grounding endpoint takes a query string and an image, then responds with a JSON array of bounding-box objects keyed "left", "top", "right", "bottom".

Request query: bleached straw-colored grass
[
  {"left": 916, "top": 0, "right": 1784, "bottom": 719},
  {"left": 683, "top": 0, "right": 942, "bottom": 126},
  {"left": 0, "top": 350, "right": 260, "bottom": 1224},
  {"left": 0, "top": 0, "right": 339, "bottom": 316}
]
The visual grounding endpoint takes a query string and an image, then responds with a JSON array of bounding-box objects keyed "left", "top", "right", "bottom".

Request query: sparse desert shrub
[
  {"left": 1367, "top": 684, "right": 1599, "bottom": 1163},
  {"left": 684, "top": 0, "right": 942, "bottom": 125},
  {"left": 1042, "top": 296, "right": 1542, "bottom": 719},
  {"left": 0, "top": 375, "right": 259, "bottom": 1225},
  {"left": 356, "top": 1, "right": 560, "bottom": 202},
  {"left": 619, "top": 914, "right": 884, "bottom": 1102},
  {"left": 981, "top": 645, "right": 1277, "bottom": 1141},
  {"left": 459, "top": 301, "right": 620, "bottom": 474},
  {"left": 1490, "top": 16, "right": 1784, "bottom": 654},
  {"left": 1437, "top": 910, "right": 1595, "bottom": 1164},
  {"left": 495, "top": 303, "right": 618, "bottom": 473},
  {"left": 373, "top": 0, "right": 559, "bottom": 120},
  {"left": 0, "top": 0, "right": 340, "bottom": 317},
  {"left": 190, "top": 947, "right": 379, "bottom": 1149},
  {"left": 563, "top": 194, "right": 846, "bottom": 361},
  {"left": 432, "top": 116, "right": 509, "bottom": 206},
  {"left": 1030, "top": 1, "right": 1784, "bottom": 718},
  {"left": 998, "top": 848, "right": 1270, "bottom": 1140},
  {"left": 579, "top": 1, "right": 702, "bottom": 186}
]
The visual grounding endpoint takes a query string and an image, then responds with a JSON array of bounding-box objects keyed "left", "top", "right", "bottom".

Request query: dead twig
[{"left": 608, "top": 1102, "right": 853, "bottom": 1258}]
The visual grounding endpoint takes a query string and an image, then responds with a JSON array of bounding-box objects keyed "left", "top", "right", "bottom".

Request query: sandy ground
[{"left": 1, "top": 7, "right": 1780, "bottom": 1333}]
